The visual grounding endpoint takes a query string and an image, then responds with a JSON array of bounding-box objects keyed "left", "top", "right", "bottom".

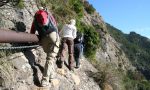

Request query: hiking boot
[
  {"left": 41, "top": 79, "right": 49, "bottom": 87},
  {"left": 69, "top": 66, "right": 74, "bottom": 71},
  {"left": 41, "top": 77, "right": 49, "bottom": 87},
  {"left": 56, "top": 60, "right": 63, "bottom": 68},
  {"left": 75, "top": 66, "right": 79, "bottom": 69},
  {"left": 75, "top": 63, "right": 80, "bottom": 69}
]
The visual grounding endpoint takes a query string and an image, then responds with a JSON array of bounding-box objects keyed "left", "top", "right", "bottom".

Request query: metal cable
[{"left": 0, "top": 45, "right": 39, "bottom": 50}]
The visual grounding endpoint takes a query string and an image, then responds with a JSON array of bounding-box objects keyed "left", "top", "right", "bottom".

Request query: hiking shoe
[
  {"left": 56, "top": 60, "right": 63, "bottom": 68},
  {"left": 41, "top": 79, "right": 49, "bottom": 87},
  {"left": 69, "top": 66, "right": 74, "bottom": 72},
  {"left": 75, "top": 66, "right": 79, "bottom": 69},
  {"left": 75, "top": 64, "right": 80, "bottom": 69}
]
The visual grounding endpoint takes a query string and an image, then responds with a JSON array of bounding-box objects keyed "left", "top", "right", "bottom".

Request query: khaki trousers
[{"left": 40, "top": 31, "right": 60, "bottom": 81}]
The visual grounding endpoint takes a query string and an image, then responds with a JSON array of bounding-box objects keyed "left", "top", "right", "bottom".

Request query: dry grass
[{"left": 0, "top": 59, "right": 15, "bottom": 88}]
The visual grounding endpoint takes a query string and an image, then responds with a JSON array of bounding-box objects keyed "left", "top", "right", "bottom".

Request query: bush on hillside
[
  {"left": 83, "top": 25, "right": 100, "bottom": 59},
  {"left": 69, "top": 0, "right": 84, "bottom": 18},
  {"left": 84, "top": 1, "right": 95, "bottom": 14},
  {"left": 76, "top": 22, "right": 100, "bottom": 59},
  {"left": 16, "top": 0, "right": 24, "bottom": 9},
  {"left": 123, "top": 70, "right": 150, "bottom": 90}
]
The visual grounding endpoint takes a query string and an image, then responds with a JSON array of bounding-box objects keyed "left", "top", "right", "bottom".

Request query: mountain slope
[
  {"left": 0, "top": 0, "right": 147, "bottom": 90},
  {"left": 107, "top": 23, "right": 150, "bottom": 89}
]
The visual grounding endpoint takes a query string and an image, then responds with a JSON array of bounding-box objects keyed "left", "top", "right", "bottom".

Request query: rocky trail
[{"left": 0, "top": 48, "right": 101, "bottom": 90}]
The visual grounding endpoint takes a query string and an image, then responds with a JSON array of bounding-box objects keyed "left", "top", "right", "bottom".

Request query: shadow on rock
[{"left": 23, "top": 49, "right": 44, "bottom": 86}]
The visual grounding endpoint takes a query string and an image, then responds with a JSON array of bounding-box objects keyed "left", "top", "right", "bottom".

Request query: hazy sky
[{"left": 88, "top": 0, "right": 150, "bottom": 38}]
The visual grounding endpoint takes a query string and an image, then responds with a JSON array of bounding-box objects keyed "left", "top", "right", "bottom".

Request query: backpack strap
[{"left": 47, "top": 12, "right": 58, "bottom": 33}]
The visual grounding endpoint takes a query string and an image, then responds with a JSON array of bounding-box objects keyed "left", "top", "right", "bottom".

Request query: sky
[{"left": 87, "top": 0, "right": 150, "bottom": 38}]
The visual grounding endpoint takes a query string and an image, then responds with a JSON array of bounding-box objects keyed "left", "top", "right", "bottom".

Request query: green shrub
[
  {"left": 69, "top": 0, "right": 84, "bottom": 18},
  {"left": 94, "top": 24, "right": 102, "bottom": 30},
  {"left": 84, "top": 1, "right": 95, "bottom": 14},
  {"left": 76, "top": 23, "right": 100, "bottom": 59},
  {"left": 76, "top": 20, "right": 84, "bottom": 32},
  {"left": 54, "top": 6, "right": 76, "bottom": 23},
  {"left": 83, "top": 25, "right": 100, "bottom": 59},
  {"left": 16, "top": 0, "right": 25, "bottom": 9},
  {"left": 123, "top": 70, "right": 150, "bottom": 90}
]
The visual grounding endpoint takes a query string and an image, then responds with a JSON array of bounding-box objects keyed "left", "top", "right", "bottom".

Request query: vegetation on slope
[{"left": 107, "top": 23, "right": 150, "bottom": 90}]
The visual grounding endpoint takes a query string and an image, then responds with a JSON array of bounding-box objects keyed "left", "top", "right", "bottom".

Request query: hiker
[
  {"left": 74, "top": 31, "right": 84, "bottom": 68},
  {"left": 30, "top": 8, "right": 60, "bottom": 87},
  {"left": 59, "top": 19, "right": 77, "bottom": 71}
]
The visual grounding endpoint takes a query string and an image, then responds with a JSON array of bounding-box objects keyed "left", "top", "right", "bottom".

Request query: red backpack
[{"left": 34, "top": 10, "right": 58, "bottom": 34}]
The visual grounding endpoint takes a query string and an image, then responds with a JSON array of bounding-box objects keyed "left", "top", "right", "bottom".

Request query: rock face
[
  {"left": 0, "top": 0, "right": 135, "bottom": 90},
  {"left": 0, "top": 0, "right": 38, "bottom": 32},
  {"left": 96, "top": 33, "right": 135, "bottom": 71}
]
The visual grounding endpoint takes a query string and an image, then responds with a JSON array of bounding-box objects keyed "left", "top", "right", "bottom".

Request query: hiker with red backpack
[
  {"left": 59, "top": 19, "right": 77, "bottom": 71},
  {"left": 30, "top": 8, "right": 60, "bottom": 87}
]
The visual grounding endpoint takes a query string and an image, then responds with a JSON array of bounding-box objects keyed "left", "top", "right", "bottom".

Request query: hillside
[
  {"left": 0, "top": 0, "right": 147, "bottom": 90},
  {"left": 107, "top": 23, "right": 150, "bottom": 89}
]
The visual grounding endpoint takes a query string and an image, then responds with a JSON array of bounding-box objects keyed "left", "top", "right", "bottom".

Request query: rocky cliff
[{"left": 0, "top": 0, "right": 135, "bottom": 90}]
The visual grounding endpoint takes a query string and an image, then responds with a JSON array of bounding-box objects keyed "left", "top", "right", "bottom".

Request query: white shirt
[{"left": 60, "top": 24, "right": 77, "bottom": 39}]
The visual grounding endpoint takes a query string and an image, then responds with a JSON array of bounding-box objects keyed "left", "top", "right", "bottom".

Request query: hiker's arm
[
  {"left": 30, "top": 22, "right": 36, "bottom": 34},
  {"left": 73, "top": 27, "right": 77, "bottom": 39}
]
